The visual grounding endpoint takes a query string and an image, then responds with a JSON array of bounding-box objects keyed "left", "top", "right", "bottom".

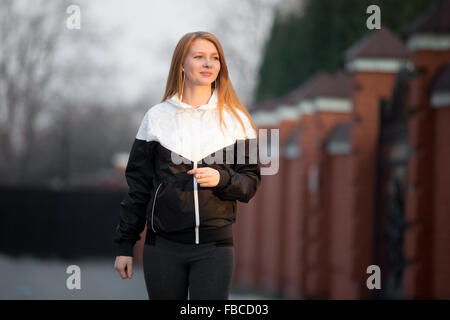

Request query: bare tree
[
  {"left": 207, "top": 0, "right": 305, "bottom": 108},
  {"left": 0, "top": 0, "right": 119, "bottom": 186},
  {"left": 0, "top": 0, "right": 68, "bottom": 183},
  {"left": 207, "top": 0, "right": 307, "bottom": 108}
]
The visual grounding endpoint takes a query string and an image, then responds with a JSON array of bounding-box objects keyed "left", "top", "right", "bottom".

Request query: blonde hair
[{"left": 161, "top": 31, "right": 257, "bottom": 138}]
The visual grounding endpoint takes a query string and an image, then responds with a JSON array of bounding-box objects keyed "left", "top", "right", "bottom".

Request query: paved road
[{"left": 0, "top": 253, "right": 278, "bottom": 300}]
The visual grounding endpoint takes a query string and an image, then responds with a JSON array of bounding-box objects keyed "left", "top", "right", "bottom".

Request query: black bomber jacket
[{"left": 113, "top": 89, "right": 261, "bottom": 256}]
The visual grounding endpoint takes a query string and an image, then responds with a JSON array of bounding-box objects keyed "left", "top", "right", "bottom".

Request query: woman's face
[{"left": 182, "top": 38, "right": 220, "bottom": 87}]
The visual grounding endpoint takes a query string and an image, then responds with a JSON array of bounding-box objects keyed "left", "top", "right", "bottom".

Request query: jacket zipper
[
  {"left": 193, "top": 162, "right": 200, "bottom": 244},
  {"left": 151, "top": 182, "right": 163, "bottom": 233}
]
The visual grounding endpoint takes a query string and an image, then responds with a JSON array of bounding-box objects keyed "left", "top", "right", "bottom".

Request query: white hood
[
  {"left": 163, "top": 88, "right": 232, "bottom": 162},
  {"left": 137, "top": 88, "right": 255, "bottom": 163},
  {"left": 166, "top": 89, "right": 218, "bottom": 116}
]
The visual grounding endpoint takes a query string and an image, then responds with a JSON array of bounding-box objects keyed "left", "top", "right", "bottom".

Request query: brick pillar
[
  {"left": 405, "top": 49, "right": 450, "bottom": 299},
  {"left": 350, "top": 72, "right": 397, "bottom": 299},
  {"left": 316, "top": 112, "right": 352, "bottom": 298},
  {"left": 299, "top": 112, "right": 319, "bottom": 298}
]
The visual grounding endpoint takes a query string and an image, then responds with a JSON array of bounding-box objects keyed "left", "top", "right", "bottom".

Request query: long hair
[{"left": 161, "top": 31, "right": 257, "bottom": 138}]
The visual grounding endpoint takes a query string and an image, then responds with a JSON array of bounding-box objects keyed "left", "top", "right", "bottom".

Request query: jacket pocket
[
  {"left": 150, "top": 182, "right": 163, "bottom": 232},
  {"left": 151, "top": 177, "right": 196, "bottom": 232}
]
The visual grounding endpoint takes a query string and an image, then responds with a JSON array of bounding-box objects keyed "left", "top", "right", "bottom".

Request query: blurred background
[{"left": 0, "top": 0, "right": 449, "bottom": 299}]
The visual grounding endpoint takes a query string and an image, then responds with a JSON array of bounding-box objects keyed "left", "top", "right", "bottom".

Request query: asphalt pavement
[{"left": 0, "top": 253, "right": 278, "bottom": 300}]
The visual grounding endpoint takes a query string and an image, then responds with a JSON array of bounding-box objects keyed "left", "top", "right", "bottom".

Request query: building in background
[{"left": 229, "top": 0, "right": 450, "bottom": 299}]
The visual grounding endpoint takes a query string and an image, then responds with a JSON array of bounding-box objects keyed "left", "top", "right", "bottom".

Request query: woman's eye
[{"left": 194, "top": 56, "right": 219, "bottom": 60}]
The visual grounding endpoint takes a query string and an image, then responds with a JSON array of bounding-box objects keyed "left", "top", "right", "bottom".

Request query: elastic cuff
[
  {"left": 116, "top": 241, "right": 135, "bottom": 257},
  {"left": 214, "top": 168, "right": 231, "bottom": 191}
]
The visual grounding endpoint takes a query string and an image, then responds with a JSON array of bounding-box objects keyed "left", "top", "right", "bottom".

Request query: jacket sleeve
[
  {"left": 113, "top": 112, "right": 156, "bottom": 257},
  {"left": 212, "top": 137, "right": 261, "bottom": 203}
]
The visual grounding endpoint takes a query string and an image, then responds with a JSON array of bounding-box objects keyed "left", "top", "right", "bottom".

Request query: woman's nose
[{"left": 203, "top": 59, "right": 212, "bottom": 67}]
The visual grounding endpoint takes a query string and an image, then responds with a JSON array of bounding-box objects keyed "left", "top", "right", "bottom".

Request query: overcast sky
[{"left": 85, "top": 0, "right": 282, "bottom": 106}]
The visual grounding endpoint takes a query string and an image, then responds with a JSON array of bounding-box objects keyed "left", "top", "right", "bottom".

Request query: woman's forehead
[{"left": 189, "top": 39, "right": 218, "bottom": 54}]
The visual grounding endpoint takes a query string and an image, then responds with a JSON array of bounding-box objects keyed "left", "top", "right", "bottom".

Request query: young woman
[{"left": 113, "top": 31, "right": 261, "bottom": 300}]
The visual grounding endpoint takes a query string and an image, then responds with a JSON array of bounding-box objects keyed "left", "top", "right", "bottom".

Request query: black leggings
[{"left": 142, "top": 235, "right": 235, "bottom": 300}]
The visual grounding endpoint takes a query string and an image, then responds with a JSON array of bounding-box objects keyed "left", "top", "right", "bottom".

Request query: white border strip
[
  {"left": 407, "top": 34, "right": 450, "bottom": 51},
  {"left": 253, "top": 95, "right": 352, "bottom": 126},
  {"left": 253, "top": 110, "right": 280, "bottom": 126},
  {"left": 346, "top": 57, "right": 413, "bottom": 73},
  {"left": 431, "top": 91, "right": 450, "bottom": 108},
  {"left": 315, "top": 97, "right": 353, "bottom": 112},
  {"left": 277, "top": 105, "right": 302, "bottom": 120},
  {"left": 298, "top": 100, "right": 315, "bottom": 115}
]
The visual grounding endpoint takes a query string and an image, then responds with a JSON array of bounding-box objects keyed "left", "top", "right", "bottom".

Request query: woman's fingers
[
  {"left": 195, "top": 174, "right": 209, "bottom": 180},
  {"left": 195, "top": 171, "right": 208, "bottom": 178},
  {"left": 117, "top": 263, "right": 127, "bottom": 279},
  {"left": 188, "top": 167, "right": 220, "bottom": 187},
  {"left": 115, "top": 256, "right": 133, "bottom": 279},
  {"left": 198, "top": 181, "right": 214, "bottom": 187},
  {"left": 126, "top": 260, "right": 133, "bottom": 279},
  {"left": 189, "top": 168, "right": 212, "bottom": 175},
  {"left": 196, "top": 174, "right": 213, "bottom": 183},
  {"left": 195, "top": 175, "right": 212, "bottom": 184}
]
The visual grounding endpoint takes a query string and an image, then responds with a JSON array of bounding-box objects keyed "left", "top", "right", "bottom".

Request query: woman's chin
[{"left": 191, "top": 79, "right": 214, "bottom": 87}]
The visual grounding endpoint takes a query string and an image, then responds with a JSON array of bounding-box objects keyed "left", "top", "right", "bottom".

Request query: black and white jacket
[{"left": 113, "top": 89, "right": 261, "bottom": 256}]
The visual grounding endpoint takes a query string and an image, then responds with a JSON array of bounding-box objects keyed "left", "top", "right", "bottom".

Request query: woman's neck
[{"left": 181, "top": 85, "right": 212, "bottom": 108}]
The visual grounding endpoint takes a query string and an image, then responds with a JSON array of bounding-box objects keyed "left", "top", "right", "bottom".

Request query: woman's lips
[{"left": 200, "top": 72, "right": 212, "bottom": 77}]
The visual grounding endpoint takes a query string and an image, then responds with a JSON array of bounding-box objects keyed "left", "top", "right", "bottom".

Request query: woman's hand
[
  {"left": 114, "top": 256, "right": 133, "bottom": 279},
  {"left": 187, "top": 167, "right": 220, "bottom": 187}
]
